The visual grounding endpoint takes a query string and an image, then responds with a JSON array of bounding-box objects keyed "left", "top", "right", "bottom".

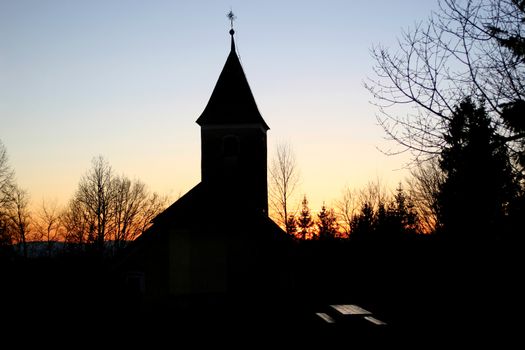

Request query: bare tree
[
  {"left": 406, "top": 159, "right": 445, "bottom": 234},
  {"left": 64, "top": 156, "right": 169, "bottom": 254},
  {"left": 1, "top": 141, "right": 34, "bottom": 255},
  {"left": 358, "top": 179, "right": 389, "bottom": 214},
  {"left": 0, "top": 140, "right": 15, "bottom": 246},
  {"left": 33, "top": 200, "right": 64, "bottom": 257},
  {"left": 111, "top": 176, "right": 144, "bottom": 250},
  {"left": 366, "top": 0, "right": 525, "bottom": 164},
  {"left": 76, "top": 156, "right": 113, "bottom": 252},
  {"left": 62, "top": 197, "right": 89, "bottom": 249},
  {"left": 269, "top": 143, "right": 300, "bottom": 234},
  {"left": 0, "top": 140, "right": 14, "bottom": 207},
  {"left": 137, "top": 192, "right": 169, "bottom": 234},
  {"left": 110, "top": 176, "right": 168, "bottom": 251},
  {"left": 7, "top": 185, "right": 31, "bottom": 258},
  {"left": 335, "top": 180, "right": 389, "bottom": 238},
  {"left": 336, "top": 187, "right": 358, "bottom": 237}
]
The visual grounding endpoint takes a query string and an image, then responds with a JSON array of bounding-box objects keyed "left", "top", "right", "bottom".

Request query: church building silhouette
[{"left": 121, "top": 27, "right": 290, "bottom": 307}]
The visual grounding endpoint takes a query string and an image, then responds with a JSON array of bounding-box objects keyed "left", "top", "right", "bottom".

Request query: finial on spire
[
  {"left": 227, "top": 10, "right": 236, "bottom": 51},
  {"left": 227, "top": 10, "right": 236, "bottom": 35}
]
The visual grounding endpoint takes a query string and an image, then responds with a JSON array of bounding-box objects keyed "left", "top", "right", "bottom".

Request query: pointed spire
[{"left": 196, "top": 15, "right": 269, "bottom": 130}]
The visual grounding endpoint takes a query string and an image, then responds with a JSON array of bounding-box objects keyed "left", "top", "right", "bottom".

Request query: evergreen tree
[
  {"left": 492, "top": 21, "right": 525, "bottom": 236},
  {"left": 438, "top": 98, "right": 516, "bottom": 239},
  {"left": 285, "top": 214, "right": 297, "bottom": 237},
  {"left": 373, "top": 200, "right": 388, "bottom": 239},
  {"left": 490, "top": 2, "right": 525, "bottom": 240},
  {"left": 390, "top": 184, "right": 419, "bottom": 236},
  {"left": 296, "top": 196, "right": 313, "bottom": 240},
  {"left": 317, "top": 203, "right": 338, "bottom": 240},
  {"left": 349, "top": 202, "right": 374, "bottom": 241}
]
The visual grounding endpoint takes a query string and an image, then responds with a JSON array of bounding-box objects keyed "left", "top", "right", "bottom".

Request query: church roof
[
  {"left": 196, "top": 30, "right": 269, "bottom": 130},
  {"left": 133, "top": 181, "right": 287, "bottom": 242},
  {"left": 152, "top": 182, "right": 279, "bottom": 227}
]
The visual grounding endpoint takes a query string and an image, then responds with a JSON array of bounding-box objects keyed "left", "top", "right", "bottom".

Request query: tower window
[{"left": 223, "top": 135, "right": 239, "bottom": 157}]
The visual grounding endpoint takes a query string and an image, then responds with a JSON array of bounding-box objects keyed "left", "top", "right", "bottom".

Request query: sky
[{"left": 0, "top": 0, "right": 441, "bottom": 213}]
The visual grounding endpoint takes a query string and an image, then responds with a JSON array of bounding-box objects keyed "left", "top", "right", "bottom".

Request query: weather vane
[{"left": 227, "top": 10, "right": 236, "bottom": 30}]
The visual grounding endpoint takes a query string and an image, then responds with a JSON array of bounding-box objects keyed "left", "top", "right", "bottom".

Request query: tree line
[
  {"left": 270, "top": 135, "right": 519, "bottom": 244},
  {"left": 270, "top": 155, "right": 422, "bottom": 242},
  {"left": 269, "top": 99, "right": 523, "bottom": 243},
  {"left": 0, "top": 143, "right": 168, "bottom": 259}
]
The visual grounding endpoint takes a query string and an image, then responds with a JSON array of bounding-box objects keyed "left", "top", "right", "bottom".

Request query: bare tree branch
[
  {"left": 33, "top": 199, "right": 64, "bottom": 257},
  {"left": 269, "top": 143, "right": 300, "bottom": 234},
  {"left": 63, "top": 156, "right": 169, "bottom": 254},
  {"left": 366, "top": 0, "right": 525, "bottom": 161}
]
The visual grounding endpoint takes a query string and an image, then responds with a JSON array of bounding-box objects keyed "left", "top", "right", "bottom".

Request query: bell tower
[{"left": 196, "top": 25, "right": 269, "bottom": 216}]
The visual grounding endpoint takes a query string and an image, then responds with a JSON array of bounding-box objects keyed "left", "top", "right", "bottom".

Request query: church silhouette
[{"left": 120, "top": 28, "right": 291, "bottom": 310}]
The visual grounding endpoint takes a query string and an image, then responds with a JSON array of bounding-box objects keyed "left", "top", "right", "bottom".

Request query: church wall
[
  {"left": 143, "top": 230, "right": 169, "bottom": 299},
  {"left": 167, "top": 228, "right": 228, "bottom": 296},
  {"left": 168, "top": 229, "right": 191, "bottom": 295},
  {"left": 189, "top": 234, "right": 228, "bottom": 294}
]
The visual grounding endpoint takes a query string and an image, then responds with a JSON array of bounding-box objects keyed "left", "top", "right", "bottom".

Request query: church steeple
[
  {"left": 196, "top": 27, "right": 269, "bottom": 130},
  {"left": 198, "top": 22, "right": 269, "bottom": 215}
]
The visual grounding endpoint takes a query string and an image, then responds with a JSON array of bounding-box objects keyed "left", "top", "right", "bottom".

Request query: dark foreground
[{"left": 1, "top": 238, "right": 522, "bottom": 344}]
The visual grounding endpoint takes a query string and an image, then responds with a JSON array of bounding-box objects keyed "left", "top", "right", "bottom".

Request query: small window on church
[{"left": 223, "top": 136, "right": 239, "bottom": 157}]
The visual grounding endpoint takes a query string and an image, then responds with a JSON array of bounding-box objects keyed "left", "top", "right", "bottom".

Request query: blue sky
[{"left": 0, "top": 0, "right": 440, "bottom": 211}]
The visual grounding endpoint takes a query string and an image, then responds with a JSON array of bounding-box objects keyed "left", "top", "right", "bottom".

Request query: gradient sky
[{"left": 0, "top": 0, "right": 440, "bottom": 213}]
